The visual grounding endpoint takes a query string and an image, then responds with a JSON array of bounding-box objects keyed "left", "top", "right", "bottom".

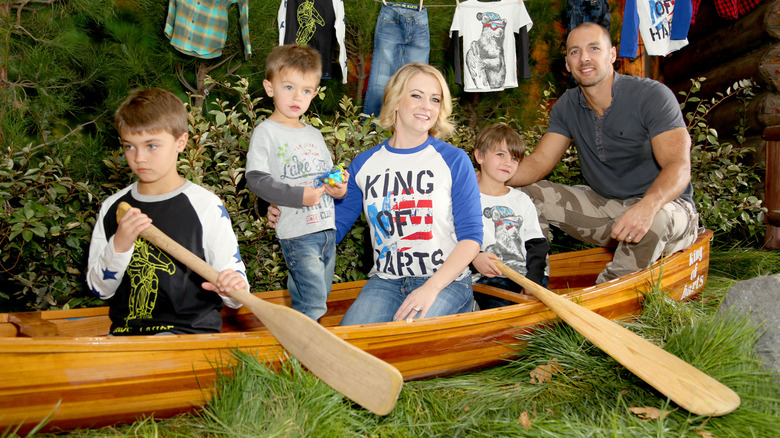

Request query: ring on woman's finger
[
  {"left": 627, "top": 235, "right": 633, "bottom": 241},
  {"left": 412, "top": 306, "right": 421, "bottom": 312}
]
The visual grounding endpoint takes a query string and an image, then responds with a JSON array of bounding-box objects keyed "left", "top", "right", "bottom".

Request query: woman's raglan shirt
[{"left": 335, "top": 136, "right": 483, "bottom": 280}]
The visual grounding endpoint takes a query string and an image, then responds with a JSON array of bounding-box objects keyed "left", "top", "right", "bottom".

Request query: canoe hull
[{"left": 0, "top": 231, "right": 712, "bottom": 433}]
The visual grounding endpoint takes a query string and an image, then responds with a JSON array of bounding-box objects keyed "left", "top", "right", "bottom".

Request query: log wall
[{"left": 662, "top": 0, "right": 780, "bottom": 248}]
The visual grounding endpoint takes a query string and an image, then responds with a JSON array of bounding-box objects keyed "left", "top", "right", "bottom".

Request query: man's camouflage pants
[{"left": 520, "top": 181, "right": 700, "bottom": 284}]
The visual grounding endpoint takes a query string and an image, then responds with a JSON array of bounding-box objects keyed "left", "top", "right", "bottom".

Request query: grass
[{"left": 18, "top": 250, "right": 780, "bottom": 438}]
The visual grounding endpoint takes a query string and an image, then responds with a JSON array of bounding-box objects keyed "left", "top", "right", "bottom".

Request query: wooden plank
[
  {"left": 663, "top": 0, "right": 780, "bottom": 81},
  {"left": 764, "top": 126, "right": 780, "bottom": 247}
]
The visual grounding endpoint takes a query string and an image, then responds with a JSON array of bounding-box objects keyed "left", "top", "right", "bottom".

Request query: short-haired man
[{"left": 509, "top": 22, "right": 699, "bottom": 283}]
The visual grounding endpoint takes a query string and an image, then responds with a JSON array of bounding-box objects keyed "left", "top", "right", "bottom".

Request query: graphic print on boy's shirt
[{"left": 483, "top": 204, "right": 526, "bottom": 270}]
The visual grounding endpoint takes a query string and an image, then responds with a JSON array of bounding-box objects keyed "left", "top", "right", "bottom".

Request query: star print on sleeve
[
  {"left": 102, "top": 268, "right": 118, "bottom": 280},
  {"left": 233, "top": 247, "right": 243, "bottom": 264},
  {"left": 218, "top": 204, "right": 230, "bottom": 219}
]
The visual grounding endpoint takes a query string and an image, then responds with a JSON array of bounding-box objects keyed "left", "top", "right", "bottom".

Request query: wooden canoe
[{"left": 0, "top": 230, "right": 712, "bottom": 434}]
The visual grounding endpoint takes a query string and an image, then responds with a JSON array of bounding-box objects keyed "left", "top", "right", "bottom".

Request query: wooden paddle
[
  {"left": 493, "top": 260, "right": 740, "bottom": 416},
  {"left": 116, "top": 202, "right": 403, "bottom": 415}
]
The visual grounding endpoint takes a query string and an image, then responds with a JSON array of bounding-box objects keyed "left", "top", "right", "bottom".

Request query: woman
[{"left": 333, "top": 63, "right": 482, "bottom": 325}]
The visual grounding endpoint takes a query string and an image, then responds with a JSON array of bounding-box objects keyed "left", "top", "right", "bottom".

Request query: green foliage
[
  {"left": 0, "top": 145, "right": 104, "bottom": 311},
  {"left": 680, "top": 78, "right": 765, "bottom": 246}
]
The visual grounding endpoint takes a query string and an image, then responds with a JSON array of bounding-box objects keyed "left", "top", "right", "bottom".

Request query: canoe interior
[
  {"left": 0, "top": 243, "right": 615, "bottom": 339},
  {"left": 0, "top": 230, "right": 713, "bottom": 434}
]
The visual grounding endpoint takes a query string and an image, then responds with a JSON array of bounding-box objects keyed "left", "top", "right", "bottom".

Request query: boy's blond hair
[
  {"left": 378, "top": 63, "right": 454, "bottom": 139},
  {"left": 114, "top": 88, "right": 188, "bottom": 138},
  {"left": 474, "top": 123, "right": 525, "bottom": 160},
  {"left": 265, "top": 44, "right": 323, "bottom": 82}
]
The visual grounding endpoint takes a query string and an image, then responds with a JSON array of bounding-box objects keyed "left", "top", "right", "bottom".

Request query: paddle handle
[{"left": 493, "top": 260, "right": 740, "bottom": 416}]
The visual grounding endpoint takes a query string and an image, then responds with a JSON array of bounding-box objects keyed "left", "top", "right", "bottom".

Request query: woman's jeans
[
  {"left": 279, "top": 229, "right": 336, "bottom": 321},
  {"left": 339, "top": 275, "right": 473, "bottom": 326},
  {"left": 363, "top": 2, "right": 430, "bottom": 117}
]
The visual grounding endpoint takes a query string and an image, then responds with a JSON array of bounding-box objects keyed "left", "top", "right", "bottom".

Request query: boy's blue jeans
[
  {"left": 363, "top": 2, "right": 430, "bottom": 117},
  {"left": 339, "top": 275, "right": 473, "bottom": 326},
  {"left": 279, "top": 229, "right": 336, "bottom": 321}
]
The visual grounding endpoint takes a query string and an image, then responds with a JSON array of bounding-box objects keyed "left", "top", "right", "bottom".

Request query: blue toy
[{"left": 314, "top": 164, "right": 346, "bottom": 188}]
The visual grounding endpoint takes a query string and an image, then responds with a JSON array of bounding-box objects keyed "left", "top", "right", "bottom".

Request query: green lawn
[{"left": 22, "top": 250, "right": 780, "bottom": 438}]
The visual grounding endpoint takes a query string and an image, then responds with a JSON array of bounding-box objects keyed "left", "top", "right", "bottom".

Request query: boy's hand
[
  {"left": 302, "top": 185, "right": 326, "bottom": 206},
  {"left": 323, "top": 170, "right": 349, "bottom": 199},
  {"left": 114, "top": 207, "right": 152, "bottom": 253},
  {"left": 202, "top": 269, "right": 246, "bottom": 297},
  {"left": 473, "top": 252, "right": 502, "bottom": 278}
]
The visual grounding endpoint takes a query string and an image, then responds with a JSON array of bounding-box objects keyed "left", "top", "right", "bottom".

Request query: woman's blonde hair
[{"left": 377, "top": 63, "right": 454, "bottom": 139}]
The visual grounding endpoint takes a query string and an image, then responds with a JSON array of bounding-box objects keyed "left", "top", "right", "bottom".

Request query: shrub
[
  {"left": 0, "top": 145, "right": 105, "bottom": 311},
  {"left": 679, "top": 78, "right": 765, "bottom": 246}
]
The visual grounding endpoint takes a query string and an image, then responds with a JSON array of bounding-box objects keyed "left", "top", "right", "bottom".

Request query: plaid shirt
[
  {"left": 714, "top": 0, "right": 762, "bottom": 19},
  {"left": 165, "top": 0, "right": 252, "bottom": 59}
]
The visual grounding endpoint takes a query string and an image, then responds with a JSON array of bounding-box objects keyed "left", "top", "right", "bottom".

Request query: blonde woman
[{"left": 335, "top": 63, "right": 482, "bottom": 325}]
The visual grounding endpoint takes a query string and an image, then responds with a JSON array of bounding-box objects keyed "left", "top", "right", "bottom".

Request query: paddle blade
[
  {"left": 116, "top": 202, "right": 403, "bottom": 415},
  {"left": 494, "top": 260, "right": 740, "bottom": 416},
  {"left": 237, "top": 293, "right": 403, "bottom": 415}
]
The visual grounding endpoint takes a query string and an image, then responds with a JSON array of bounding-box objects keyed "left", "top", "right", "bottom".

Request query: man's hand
[
  {"left": 613, "top": 126, "right": 692, "bottom": 244},
  {"left": 611, "top": 200, "right": 656, "bottom": 243}
]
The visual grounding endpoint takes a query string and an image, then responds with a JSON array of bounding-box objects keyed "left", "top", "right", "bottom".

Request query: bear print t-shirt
[{"left": 449, "top": 0, "right": 533, "bottom": 92}]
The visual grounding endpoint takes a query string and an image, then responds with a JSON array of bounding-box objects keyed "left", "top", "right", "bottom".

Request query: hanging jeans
[
  {"left": 567, "top": 0, "right": 611, "bottom": 31},
  {"left": 363, "top": 3, "right": 430, "bottom": 117}
]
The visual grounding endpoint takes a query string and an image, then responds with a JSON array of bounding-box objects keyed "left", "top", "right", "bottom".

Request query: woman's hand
[
  {"left": 266, "top": 204, "right": 281, "bottom": 228},
  {"left": 393, "top": 239, "right": 480, "bottom": 322},
  {"left": 394, "top": 283, "right": 440, "bottom": 321}
]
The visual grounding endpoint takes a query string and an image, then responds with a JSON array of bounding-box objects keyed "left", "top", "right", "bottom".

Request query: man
[{"left": 509, "top": 22, "right": 699, "bottom": 283}]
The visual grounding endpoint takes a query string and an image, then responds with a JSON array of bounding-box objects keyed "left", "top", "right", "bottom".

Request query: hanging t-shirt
[
  {"left": 619, "top": 0, "right": 690, "bottom": 59},
  {"left": 714, "top": 0, "right": 761, "bottom": 20},
  {"left": 277, "top": 0, "right": 347, "bottom": 83},
  {"left": 449, "top": 0, "right": 533, "bottom": 92},
  {"left": 164, "top": 0, "right": 252, "bottom": 59}
]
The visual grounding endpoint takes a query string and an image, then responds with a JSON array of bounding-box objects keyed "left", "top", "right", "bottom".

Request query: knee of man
[{"left": 645, "top": 208, "right": 674, "bottom": 243}]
